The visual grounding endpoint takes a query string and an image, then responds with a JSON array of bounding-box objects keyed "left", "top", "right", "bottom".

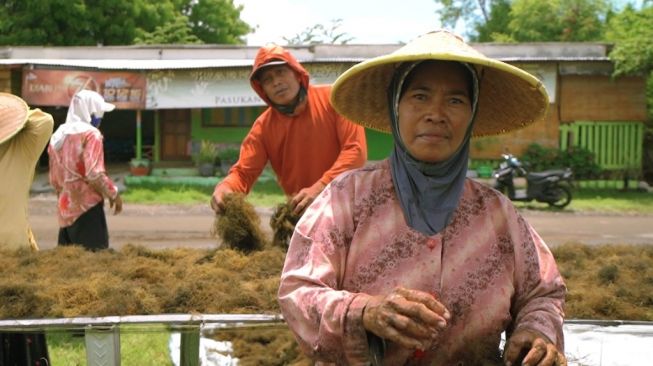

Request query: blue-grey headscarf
[{"left": 389, "top": 61, "right": 479, "bottom": 236}]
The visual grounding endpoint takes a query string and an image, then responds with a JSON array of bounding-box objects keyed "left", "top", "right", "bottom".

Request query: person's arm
[
  {"left": 15, "top": 109, "right": 54, "bottom": 162},
  {"left": 504, "top": 210, "right": 567, "bottom": 364},
  {"left": 83, "top": 132, "right": 121, "bottom": 214},
  {"left": 279, "top": 179, "right": 373, "bottom": 363},
  {"left": 211, "top": 121, "right": 268, "bottom": 213}
]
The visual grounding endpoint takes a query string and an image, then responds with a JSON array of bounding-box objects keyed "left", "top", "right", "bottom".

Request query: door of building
[{"left": 160, "top": 109, "right": 191, "bottom": 161}]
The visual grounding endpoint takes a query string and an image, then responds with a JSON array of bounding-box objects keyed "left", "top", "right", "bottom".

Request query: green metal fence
[{"left": 559, "top": 121, "right": 644, "bottom": 172}]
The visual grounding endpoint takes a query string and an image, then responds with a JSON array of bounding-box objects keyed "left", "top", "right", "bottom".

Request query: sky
[
  {"left": 233, "top": 0, "right": 644, "bottom": 46},
  {"left": 233, "top": 0, "right": 444, "bottom": 46}
]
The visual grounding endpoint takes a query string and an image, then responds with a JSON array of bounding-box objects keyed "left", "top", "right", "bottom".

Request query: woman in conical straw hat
[
  {"left": 0, "top": 93, "right": 53, "bottom": 364},
  {"left": 278, "top": 31, "right": 566, "bottom": 365}
]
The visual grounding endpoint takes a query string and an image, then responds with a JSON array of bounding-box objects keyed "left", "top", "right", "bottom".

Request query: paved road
[{"left": 27, "top": 193, "right": 653, "bottom": 250}]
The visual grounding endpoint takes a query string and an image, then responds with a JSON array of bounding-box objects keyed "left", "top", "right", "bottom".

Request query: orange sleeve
[
  {"left": 214, "top": 119, "right": 268, "bottom": 194},
  {"left": 317, "top": 112, "right": 367, "bottom": 185}
]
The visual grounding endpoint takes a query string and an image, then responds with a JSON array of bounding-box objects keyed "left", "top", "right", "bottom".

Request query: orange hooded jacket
[{"left": 215, "top": 44, "right": 367, "bottom": 196}]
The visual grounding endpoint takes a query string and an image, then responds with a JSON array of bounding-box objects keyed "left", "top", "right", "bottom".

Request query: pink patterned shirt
[
  {"left": 48, "top": 130, "right": 118, "bottom": 227},
  {"left": 278, "top": 160, "right": 566, "bottom": 365}
]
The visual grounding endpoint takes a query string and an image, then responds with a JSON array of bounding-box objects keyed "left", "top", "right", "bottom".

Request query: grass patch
[
  {"left": 122, "top": 175, "right": 285, "bottom": 207},
  {"left": 47, "top": 326, "right": 172, "bottom": 365},
  {"left": 506, "top": 187, "right": 653, "bottom": 214},
  {"left": 123, "top": 180, "right": 653, "bottom": 214}
]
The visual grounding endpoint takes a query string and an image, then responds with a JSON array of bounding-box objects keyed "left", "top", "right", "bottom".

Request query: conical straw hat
[
  {"left": 0, "top": 93, "right": 29, "bottom": 145},
  {"left": 330, "top": 30, "right": 549, "bottom": 136}
]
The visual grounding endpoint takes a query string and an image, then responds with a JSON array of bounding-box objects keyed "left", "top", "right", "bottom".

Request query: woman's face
[
  {"left": 258, "top": 65, "right": 302, "bottom": 106},
  {"left": 397, "top": 61, "right": 473, "bottom": 163}
]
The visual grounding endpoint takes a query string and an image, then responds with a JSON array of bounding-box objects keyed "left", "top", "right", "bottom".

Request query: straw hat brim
[
  {"left": 0, "top": 93, "right": 29, "bottom": 145},
  {"left": 330, "top": 32, "right": 549, "bottom": 137}
]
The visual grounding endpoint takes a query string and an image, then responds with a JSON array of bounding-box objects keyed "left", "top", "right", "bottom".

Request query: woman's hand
[
  {"left": 503, "top": 328, "right": 567, "bottom": 366},
  {"left": 362, "top": 287, "right": 450, "bottom": 351}
]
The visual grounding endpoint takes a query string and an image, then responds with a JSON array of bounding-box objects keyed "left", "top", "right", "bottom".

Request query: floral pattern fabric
[
  {"left": 278, "top": 159, "right": 566, "bottom": 365},
  {"left": 48, "top": 130, "right": 117, "bottom": 227}
]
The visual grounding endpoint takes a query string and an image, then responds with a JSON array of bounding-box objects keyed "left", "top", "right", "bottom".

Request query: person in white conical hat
[{"left": 0, "top": 92, "right": 53, "bottom": 364}]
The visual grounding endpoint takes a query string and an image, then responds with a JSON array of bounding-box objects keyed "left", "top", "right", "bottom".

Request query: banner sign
[
  {"left": 146, "top": 63, "right": 357, "bottom": 109},
  {"left": 22, "top": 69, "right": 146, "bottom": 109}
]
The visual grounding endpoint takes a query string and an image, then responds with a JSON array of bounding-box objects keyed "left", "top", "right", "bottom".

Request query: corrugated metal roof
[
  {"left": 0, "top": 58, "right": 255, "bottom": 70},
  {"left": 0, "top": 56, "right": 609, "bottom": 71}
]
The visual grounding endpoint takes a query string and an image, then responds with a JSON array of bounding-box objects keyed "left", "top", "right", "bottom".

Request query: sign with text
[
  {"left": 146, "top": 64, "right": 357, "bottom": 109},
  {"left": 22, "top": 69, "right": 146, "bottom": 109}
]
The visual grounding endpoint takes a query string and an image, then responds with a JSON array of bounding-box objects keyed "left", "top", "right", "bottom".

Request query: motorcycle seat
[{"left": 527, "top": 170, "right": 566, "bottom": 180}]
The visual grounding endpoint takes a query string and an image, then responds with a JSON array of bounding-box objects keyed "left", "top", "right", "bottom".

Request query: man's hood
[{"left": 250, "top": 44, "right": 310, "bottom": 106}]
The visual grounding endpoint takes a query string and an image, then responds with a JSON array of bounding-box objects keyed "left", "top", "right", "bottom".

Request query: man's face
[
  {"left": 398, "top": 61, "right": 473, "bottom": 163},
  {"left": 258, "top": 65, "right": 302, "bottom": 106}
]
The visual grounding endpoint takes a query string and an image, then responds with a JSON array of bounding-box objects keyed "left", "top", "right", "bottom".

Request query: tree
[
  {"left": 283, "top": 19, "right": 354, "bottom": 45},
  {"left": 473, "top": 0, "right": 512, "bottom": 41},
  {"left": 435, "top": 0, "right": 493, "bottom": 31},
  {"left": 506, "top": 0, "right": 609, "bottom": 42},
  {"left": 134, "top": 16, "right": 202, "bottom": 45},
  {"left": 606, "top": 4, "right": 653, "bottom": 118},
  {"left": 0, "top": 0, "right": 252, "bottom": 46},
  {"left": 606, "top": 4, "right": 653, "bottom": 77},
  {"left": 434, "top": 0, "right": 611, "bottom": 42}
]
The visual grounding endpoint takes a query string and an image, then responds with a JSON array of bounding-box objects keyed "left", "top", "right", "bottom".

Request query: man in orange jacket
[{"left": 211, "top": 44, "right": 367, "bottom": 216}]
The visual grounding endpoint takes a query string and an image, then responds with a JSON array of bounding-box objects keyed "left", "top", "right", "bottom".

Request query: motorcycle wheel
[{"left": 547, "top": 185, "right": 572, "bottom": 208}]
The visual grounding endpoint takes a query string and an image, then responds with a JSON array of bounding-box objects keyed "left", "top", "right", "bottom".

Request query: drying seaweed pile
[
  {"left": 0, "top": 245, "right": 286, "bottom": 319},
  {"left": 269, "top": 201, "right": 301, "bottom": 250},
  {"left": 212, "top": 193, "right": 268, "bottom": 253},
  {"left": 2, "top": 211, "right": 652, "bottom": 364}
]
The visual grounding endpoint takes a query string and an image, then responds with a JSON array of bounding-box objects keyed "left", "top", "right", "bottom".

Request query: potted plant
[
  {"left": 129, "top": 158, "right": 151, "bottom": 176},
  {"left": 217, "top": 144, "right": 240, "bottom": 175},
  {"left": 194, "top": 140, "right": 218, "bottom": 177}
]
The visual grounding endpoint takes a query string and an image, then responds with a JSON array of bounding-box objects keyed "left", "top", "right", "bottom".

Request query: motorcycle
[{"left": 493, "top": 153, "right": 574, "bottom": 208}]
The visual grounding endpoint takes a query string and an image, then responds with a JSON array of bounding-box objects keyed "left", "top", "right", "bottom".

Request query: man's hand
[
  {"left": 211, "top": 184, "right": 234, "bottom": 214},
  {"left": 504, "top": 328, "right": 567, "bottom": 366},
  {"left": 362, "top": 287, "right": 450, "bottom": 352},
  {"left": 290, "top": 181, "right": 326, "bottom": 216},
  {"left": 109, "top": 194, "right": 123, "bottom": 215}
]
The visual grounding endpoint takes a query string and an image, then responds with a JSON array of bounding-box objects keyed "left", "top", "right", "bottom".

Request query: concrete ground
[{"left": 28, "top": 166, "right": 653, "bottom": 251}]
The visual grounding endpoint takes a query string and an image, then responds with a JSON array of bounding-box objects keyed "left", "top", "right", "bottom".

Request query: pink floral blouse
[
  {"left": 48, "top": 130, "right": 118, "bottom": 227},
  {"left": 278, "top": 160, "right": 566, "bottom": 365}
]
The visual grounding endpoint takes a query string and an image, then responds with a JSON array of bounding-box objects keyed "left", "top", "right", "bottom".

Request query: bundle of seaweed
[
  {"left": 269, "top": 201, "right": 300, "bottom": 250},
  {"left": 212, "top": 193, "right": 268, "bottom": 253}
]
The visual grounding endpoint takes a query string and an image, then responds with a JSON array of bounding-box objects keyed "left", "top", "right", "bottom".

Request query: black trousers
[
  {"left": 0, "top": 332, "right": 50, "bottom": 366},
  {"left": 58, "top": 202, "right": 109, "bottom": 250}
]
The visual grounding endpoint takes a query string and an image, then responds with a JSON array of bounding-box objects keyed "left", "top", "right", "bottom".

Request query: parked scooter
[{"left": 493, "top": 153, "right": 574, "bottom": 208}]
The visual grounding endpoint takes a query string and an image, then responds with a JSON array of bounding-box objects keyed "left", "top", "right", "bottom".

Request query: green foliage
[
  {"left": 474, "top": 0, "right": 512, "bottom": 42},
  {"left": 0, "top": 0, "right": 251, "bottom": 46},
  {"left": 216, "top": 144, "right": 240, "bottom": 164},
  {"left": 134, "top": 15, "right": 202, "bottom": 44},
  {"left": 435, "top": 0, "right": 611, "bottom": 42},
  {"left": 606, "top": 4, "right": 653, "bottom": 77},
  {"left": 521, "top": 143, "right": 602, "bottom": 179},
  {"left": 283, "top": 19, "right": 354, "bottom": 45},
  {"left": 435, "top": 0, "right": 491, "bottom": 31},
  {"left": 185, "top": 0, "right": 252, "bottom": 44},
  {"left": 194, "top": 140, "right": 218, "bottom": 164},
  {"left": 506, "top": 0, "right": 609, "bottom": 42}
]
